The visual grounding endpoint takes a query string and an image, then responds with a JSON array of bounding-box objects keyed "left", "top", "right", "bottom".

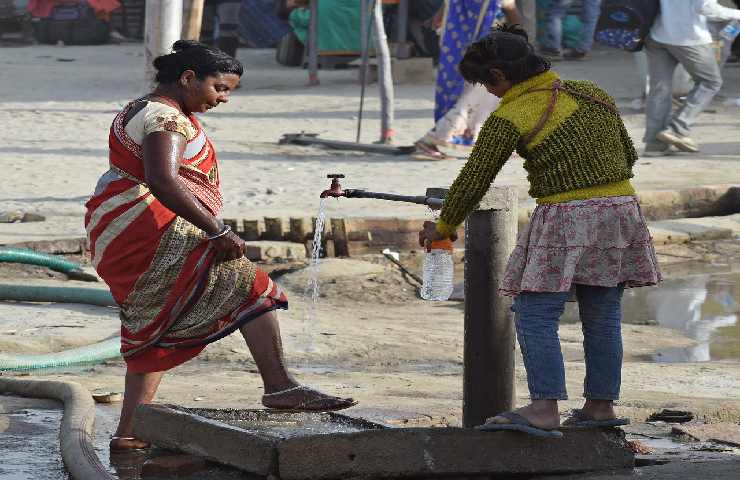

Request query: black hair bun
[
  {"left": 493, "top": 23, "right": 529, "bottom": 42},
  {"left": 171, "top": 39, "right": 205, "bottom": 52}
]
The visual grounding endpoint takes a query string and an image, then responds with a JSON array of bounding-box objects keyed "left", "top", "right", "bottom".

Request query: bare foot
[
  {"left": 486, "top": 402, "right": 560, "bottom": 430},
  {"left": 262, "top": 385, "right": 356, "bottom": 412},
  {"left": 578, "top": 400, "right": 617, "bottom": 421},
  {"left": 110, "top": 437, "right": 151, "bottom": 452}
]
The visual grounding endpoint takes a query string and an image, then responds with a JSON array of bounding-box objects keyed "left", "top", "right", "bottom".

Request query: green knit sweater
[{"left": 437, "top": 70, "right": 638, "bottom": 237}]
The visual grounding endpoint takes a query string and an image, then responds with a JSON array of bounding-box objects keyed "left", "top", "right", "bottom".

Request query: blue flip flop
[
  {"left": 562, "top": 409, "right": 630, "bottom": 428},
  {"left": 475, "top": 411, "right": 564, "bottom": 438}
]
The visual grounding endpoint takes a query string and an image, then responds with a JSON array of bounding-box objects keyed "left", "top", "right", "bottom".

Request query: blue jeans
[
  {"left": 513, "top": 284, "right": 624, "bottom": 401},
  {"left": 543, "top": 0, "right": 602, "bottom": 53}
]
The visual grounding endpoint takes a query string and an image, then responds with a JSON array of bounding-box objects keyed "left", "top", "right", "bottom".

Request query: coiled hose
[
  {"left": 0, "top": 284, "right": 121, "bottom": 371},
  {"left": 0, "top": 247, "right": 98, "bottom": 282}
]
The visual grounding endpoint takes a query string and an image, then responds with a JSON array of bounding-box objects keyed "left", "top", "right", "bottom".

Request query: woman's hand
[
  {"left": 210, "top": 230, "right": 246, "bottom": 261},
  {"left": 418, "top": 221, "right": 458, "bottom": 252}
]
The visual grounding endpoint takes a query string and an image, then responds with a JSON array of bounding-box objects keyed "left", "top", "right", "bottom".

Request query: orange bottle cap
[{"left": 430, "top": 239, "right": 454, "bottom": 251}]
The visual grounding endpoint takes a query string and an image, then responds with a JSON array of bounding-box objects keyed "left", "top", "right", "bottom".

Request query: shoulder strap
[{"left": 520, "top": 80, "right": 618, "bottom": 147}]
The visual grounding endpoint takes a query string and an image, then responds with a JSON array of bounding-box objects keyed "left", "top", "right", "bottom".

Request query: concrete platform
[{"left": 134, "top": 404, "right": 634, "bottom": 479}]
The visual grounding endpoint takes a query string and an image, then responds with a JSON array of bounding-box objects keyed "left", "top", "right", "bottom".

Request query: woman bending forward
[{"left": 86, "top": 41, "right": 355, "bottom": 451}]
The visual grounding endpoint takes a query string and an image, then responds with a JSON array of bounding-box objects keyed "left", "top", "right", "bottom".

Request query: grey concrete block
[
  {"left": 133, "top": 404, "right": 278, "bottom": 476},
  {"left": 278, "top": 427, "right": 634, "bottom": 480}
]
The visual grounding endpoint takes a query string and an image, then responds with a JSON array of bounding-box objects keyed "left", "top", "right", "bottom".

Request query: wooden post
[
  {"left": 330, "top": 218, "right": 349, "bottom": 257},
  {"left": 462, "top": 186, "right": 518, "bottom": 428},
  {"left": 289, "top": 217, "right": 308, "bottom": 243},
  {"left": 307, "top": 0, "right": 319, "bottom": 85},
  {"left": 242, "top": 220, "right": 260, "bottom": 241},
  {"left": 263, "top": 218, "right": 284, "bottom": 240},
  {"left": 222, "top": 218, "right": 238, "bottom": 232},
  {"left": 182, "top": 0, "right": 205, "bottom": 40},
  {"left": 145, "top": 0, "right": 183, "bottom": 88}
]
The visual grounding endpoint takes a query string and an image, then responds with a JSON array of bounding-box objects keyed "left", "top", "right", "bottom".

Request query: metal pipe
[{"left": 344, "top": 189, "right": 443, "bottom": 208}]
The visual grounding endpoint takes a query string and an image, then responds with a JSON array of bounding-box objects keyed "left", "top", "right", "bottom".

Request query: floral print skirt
[{"left": 500, "top": 196, "right": 662, "bottom": 296}]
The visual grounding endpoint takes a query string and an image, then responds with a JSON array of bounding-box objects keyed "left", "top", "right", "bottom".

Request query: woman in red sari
[{"left": 86, "top": 41, "right": 355, "bottom": 451}]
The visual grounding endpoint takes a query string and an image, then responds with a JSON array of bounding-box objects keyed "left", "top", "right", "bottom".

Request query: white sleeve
[
  {"left": 696, "top": 0, "right": 740, "bottom": 21},
  {"left": 500, "top": 0, "right": 517, "bottom": 7}
]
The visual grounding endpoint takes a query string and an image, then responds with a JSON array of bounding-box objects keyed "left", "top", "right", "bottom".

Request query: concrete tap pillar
[{"left": 462, "top": 186, "right": 518, "bottom": 428}]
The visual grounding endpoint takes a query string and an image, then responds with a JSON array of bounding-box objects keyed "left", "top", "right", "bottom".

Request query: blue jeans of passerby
[
  {"left": 642, "top": 37, "right": 723, "bottom": 143},
  {"left": 543, "top": 0, "right": 602, "bottom": 53},
  {"left": 513, "top": 284, "right": 625, "bottom": 401}
]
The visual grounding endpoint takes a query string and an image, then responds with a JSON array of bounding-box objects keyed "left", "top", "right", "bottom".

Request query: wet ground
[
  {"left": 561, "top": 268, "right": 740, "bottom": 362},
  {"left": 2, "top": 394, "right": 738, "bottom": 480}
]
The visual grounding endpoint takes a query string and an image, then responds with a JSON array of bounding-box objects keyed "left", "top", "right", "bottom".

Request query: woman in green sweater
[{"left": 420, "top": 25, "right": 662, "bottom": 437}]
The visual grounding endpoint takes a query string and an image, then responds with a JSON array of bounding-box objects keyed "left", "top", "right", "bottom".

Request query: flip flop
[
  {"left": 475, "top": 411, "right": 563, "bottom": 438},
  {"left": 562, "top": 409, "right": 630, "bottom": 428},
  {"left": 262, "top": 385, "right": 357, "bottom": 413},
  {"left": 109, "top": 436, "right": 151, "bottom": 452},
  {"left": 410, "top": 141, "right": 452, "bottom": 161}
]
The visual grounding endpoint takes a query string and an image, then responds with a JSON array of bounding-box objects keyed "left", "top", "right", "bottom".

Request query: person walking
[
  {"left": 412, "top": 0, "right": 522, "bottom": 160},
  {"left": 643, "top": 0, "right": 740, "bottom": 156},
  {"left": 540, "top": 0, "right": 602, "bottom": 60},
  {"left": 419, "top": 24, "right": 661, "bottom": 437}
]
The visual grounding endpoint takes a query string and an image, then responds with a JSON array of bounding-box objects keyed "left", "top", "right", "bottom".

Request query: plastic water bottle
[
  {"left": 720, "top": 21, "right": 740, "bottom": 42},
  {"left": 421, "top": 239, "right": 454, "bottom": 301}
]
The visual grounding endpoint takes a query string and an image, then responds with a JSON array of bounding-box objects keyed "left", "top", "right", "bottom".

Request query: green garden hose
[
  {"left": 0, "top": 284, "right": 121, "bottom": 371},
  {"left": 0, "top": 284, "right": 115, "bottom": 307},
  {"left": 0, "top": 247, "right": 98, "bottom": 282}
]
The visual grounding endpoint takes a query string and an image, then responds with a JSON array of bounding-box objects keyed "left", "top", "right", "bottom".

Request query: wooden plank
[
  {"left": 263, "top": 218, "right": 284, "bottom": 241},
  {"left": 330, "top": 218, "right": 349, "bottom": 257},
  {"left": 242, "top": 220, "right": 260, "bottom": 241}
]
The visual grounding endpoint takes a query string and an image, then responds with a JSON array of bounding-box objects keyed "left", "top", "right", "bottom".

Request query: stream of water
[{"left": 300, "top": 198, "right": 327, "bottom": 352}]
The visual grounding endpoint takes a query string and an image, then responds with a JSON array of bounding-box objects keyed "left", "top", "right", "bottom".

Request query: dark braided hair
[
  {"left": 153, "top": 40, "right": 244, "bottom": 84},
  {"left": 459, "top": 24, "right": 550, "bottom": 86}
]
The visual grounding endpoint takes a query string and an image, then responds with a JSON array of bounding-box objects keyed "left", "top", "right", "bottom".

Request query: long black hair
[
  {"left": 459, "top": 24, "right": 550, "bottom": 86},
  {"left": 153, "top": 40, "right": 244, "bottom": 84}
]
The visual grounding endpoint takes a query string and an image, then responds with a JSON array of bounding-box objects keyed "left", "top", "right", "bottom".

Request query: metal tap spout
[{"left": 319, "top": 174, "right": 346, "bottom": 198}]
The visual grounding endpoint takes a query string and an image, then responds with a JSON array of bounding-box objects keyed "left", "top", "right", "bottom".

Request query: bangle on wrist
[{"left": 206, "top": 224, "right": 231, "bottom": 241}]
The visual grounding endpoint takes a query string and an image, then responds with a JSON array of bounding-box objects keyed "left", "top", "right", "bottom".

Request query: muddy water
[
  {"left": 562, "top": 269, "right": 740, "bottom": 362},
  {"left": 0, "top": 401, "right": 69, "bottom": 480}
]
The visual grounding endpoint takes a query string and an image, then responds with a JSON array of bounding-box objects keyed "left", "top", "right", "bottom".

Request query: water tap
[{"left": 320, "top": 174, "right": 345, "bottom": 198}]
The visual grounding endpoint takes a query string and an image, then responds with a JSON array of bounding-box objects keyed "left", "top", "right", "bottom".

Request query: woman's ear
[{"left": 179, "top": 69, "right": 196, "bottom": 87}]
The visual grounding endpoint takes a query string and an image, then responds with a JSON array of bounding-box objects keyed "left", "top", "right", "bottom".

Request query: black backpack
[{"left": 594, "top": 0, "right": 661, "bottom": 52}]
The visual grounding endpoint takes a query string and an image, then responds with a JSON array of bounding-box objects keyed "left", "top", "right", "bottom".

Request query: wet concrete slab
[{"left": 133, "top": 404, "right": 634, "bottom": 479}]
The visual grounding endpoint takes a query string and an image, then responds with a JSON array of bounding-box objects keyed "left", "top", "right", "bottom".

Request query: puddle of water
[
  {"left": 562, "top": 269, "right": 740, "bottom": 362},
  {"left": 179, "top": 407, "right": 385, "bottom": 439},
  {"left": 0, "top": 405, "right": 69, "bottom": 480}
]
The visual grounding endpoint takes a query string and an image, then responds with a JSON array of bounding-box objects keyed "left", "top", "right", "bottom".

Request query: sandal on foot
[
  {"left": 476, "top": 411, "right": 563, "bottom": 438},
  {"left": 110, "top": 436, "right": 151, "bottom": 452},
  {"left": 410, "top": 141, "right": 451, "bottom": 161},
  {"left": 562, "top": 409, "right": 630, "bottom": 428},
  {"left": 262, "top": 385, "right": 357, "bottom": 413}
]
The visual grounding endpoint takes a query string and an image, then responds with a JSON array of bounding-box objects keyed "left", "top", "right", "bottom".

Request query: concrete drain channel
[{"left": 134, "top": 404, "right": 634, "bottom": 479}]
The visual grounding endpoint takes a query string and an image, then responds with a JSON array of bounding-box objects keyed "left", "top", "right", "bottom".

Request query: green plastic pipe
[
  {"left": 0, "top": 284, "right": 120, "bottom": 371},
  {"left": 0, "top": 284, "right": 115, "bottom": 307},
  {"left": 0, "top": 247, "right": 98, "bottom": 282}
]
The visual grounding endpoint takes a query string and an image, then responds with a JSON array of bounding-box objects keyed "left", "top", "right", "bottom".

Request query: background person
[
  {"left": 413, "top": 0, "right": 522, "bottom": 160},
  {"left": 419, "top": 25, "right": 661, "bottom": 436},
  {"left": 539, "top": 0, "right": 602, "bottom": 60},
  {"left": 86, "top": 41, "right": 355, "bottom": 451},
  {"left": 643, "top": 0, "right": 740, "bottom": 156}
]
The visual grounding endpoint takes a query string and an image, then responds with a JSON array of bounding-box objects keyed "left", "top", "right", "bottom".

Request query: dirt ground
[
  {"left": 0, "top": 42, "right": 739, "bottom": 430},
  {"left": 0, "top": 45, "right": 739, "bottom": 244},
  {"left": 1, "top": 248, "right": 739, "bottom": 428}
]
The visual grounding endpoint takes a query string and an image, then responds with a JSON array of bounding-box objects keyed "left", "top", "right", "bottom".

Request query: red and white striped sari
[{"left": 85, "top": 101, "right": 287, "bottom": 373}]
